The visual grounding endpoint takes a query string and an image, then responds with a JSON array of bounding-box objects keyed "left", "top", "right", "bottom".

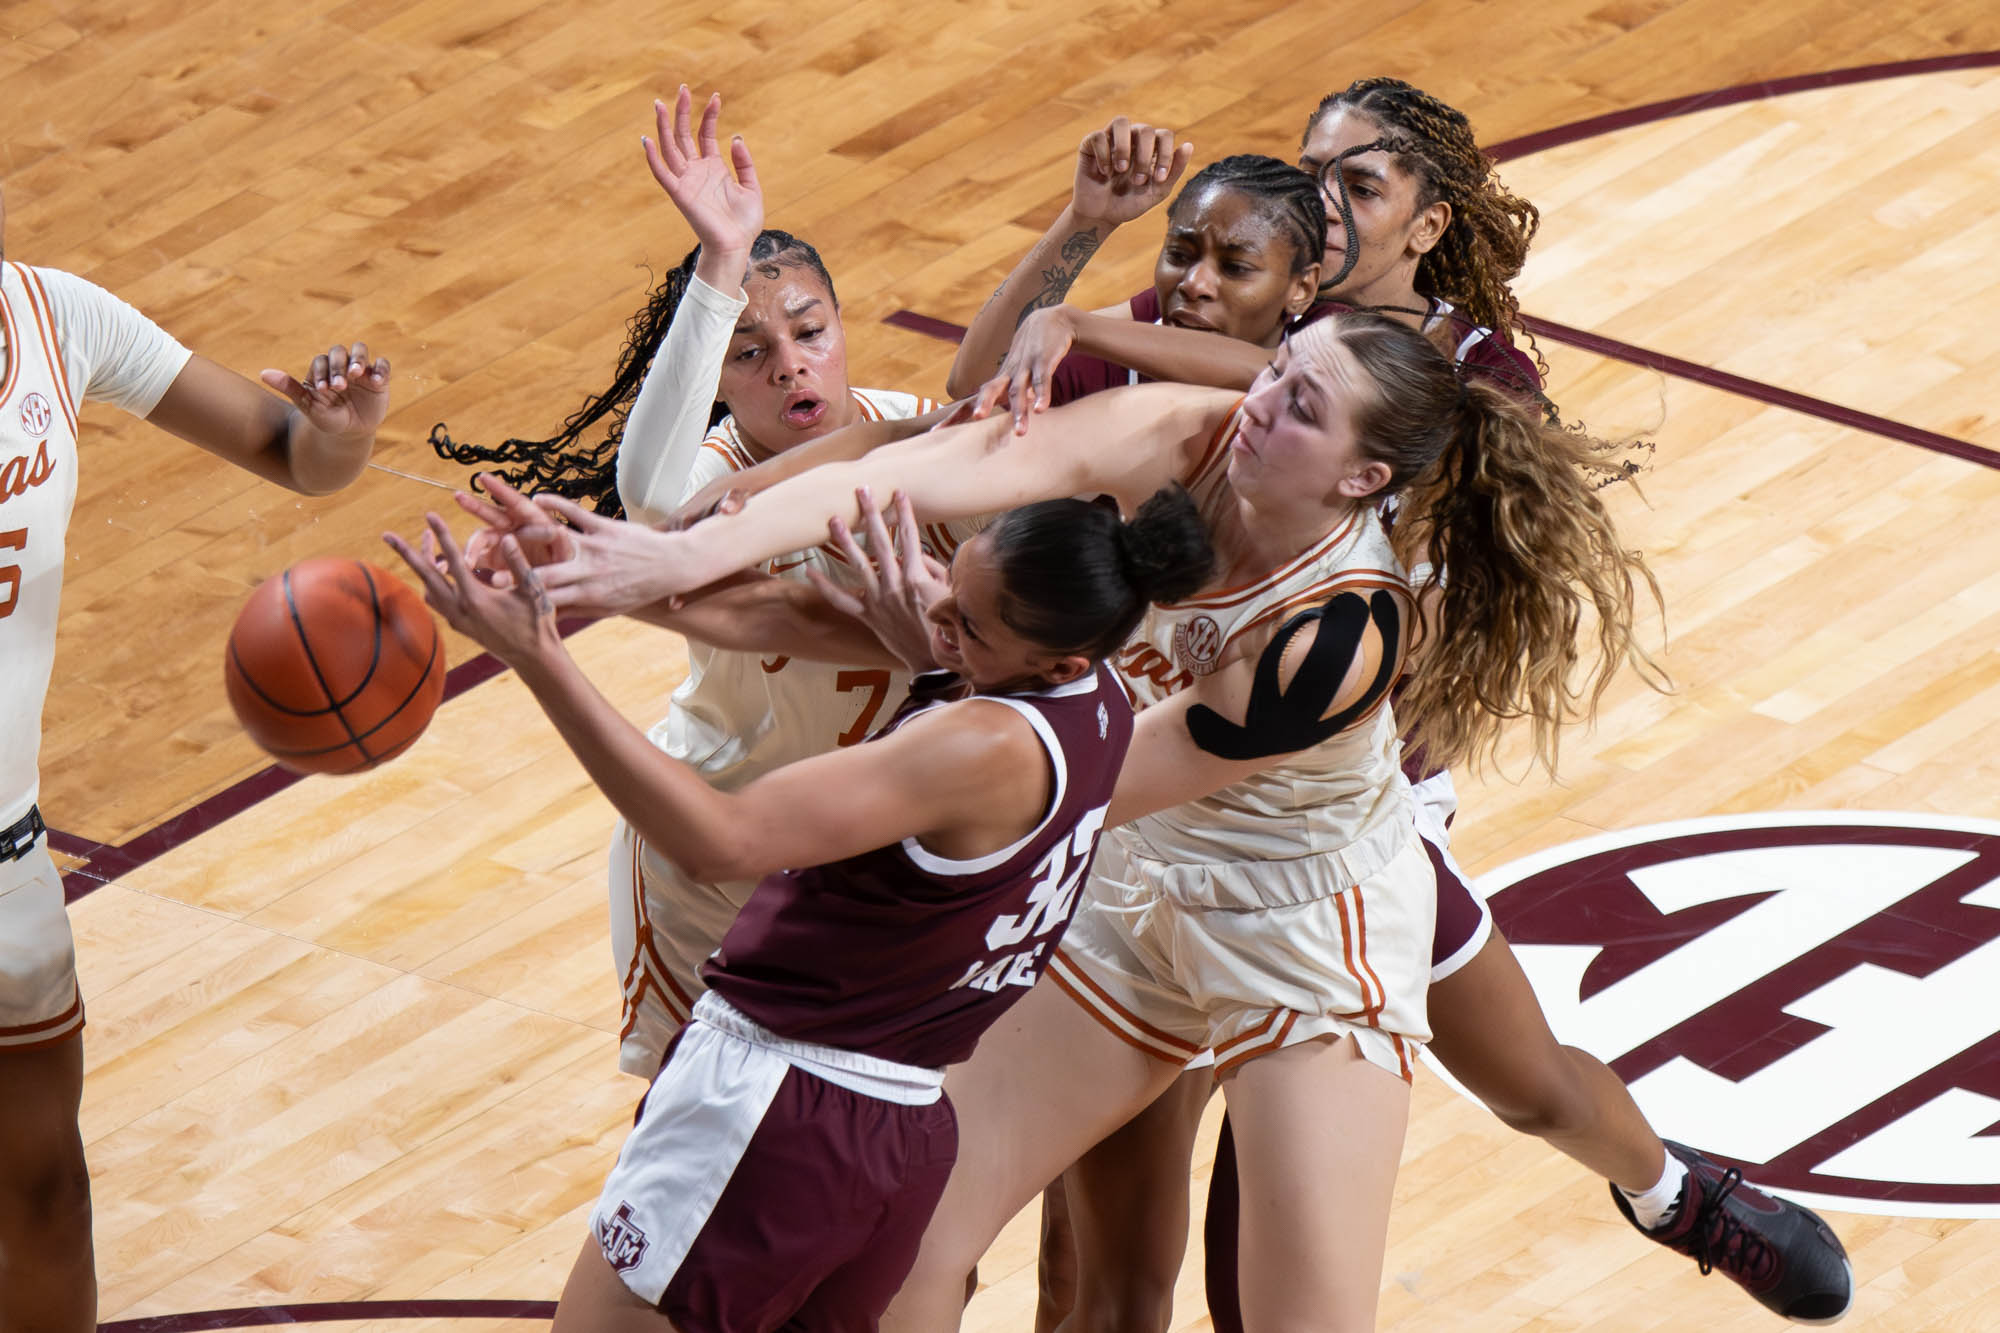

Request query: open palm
[{"left": 643, "top": 85, "right": 763, "bottom": 256}]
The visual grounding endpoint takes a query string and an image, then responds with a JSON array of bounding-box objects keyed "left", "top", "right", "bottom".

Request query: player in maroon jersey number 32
[{"left": 386, "top": 481, "right": 1213, "bottom": 1333}]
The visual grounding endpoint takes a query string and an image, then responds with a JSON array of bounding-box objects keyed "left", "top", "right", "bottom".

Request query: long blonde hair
[{"left": 1327, "top": 313, "right": 1664, "bottom": 772}]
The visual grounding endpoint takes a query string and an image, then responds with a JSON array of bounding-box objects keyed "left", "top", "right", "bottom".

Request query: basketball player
[
  {"left": 431, "top": 87, "right": 978, "bottom": 1080},
  {"left": 387, "top": 478, "right": 1213, "bottom": 1333},
  {"left": 473, "top": 311, "right": 1659, "bottom": 1331},
  {"left": 953, "top": 87, "right": 1854, "bottom": 1326},
  {"left": 0, "top": 182, "right": 391, "bottom": 1332}
]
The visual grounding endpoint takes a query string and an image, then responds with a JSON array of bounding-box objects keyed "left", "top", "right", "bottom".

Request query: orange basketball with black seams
[{"left": 224, "top": 558, "right": 447, "bottom": 775}]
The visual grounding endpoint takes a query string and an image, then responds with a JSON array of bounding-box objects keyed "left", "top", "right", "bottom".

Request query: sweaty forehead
[
  {"left": 1170, "top": 183, "right": 1286, "bottom": 248},
  {"left": 735, "top": 265, "right": 835, "bottom": 329},
  {"left": 1284, "top": 319, "right": 1358, "bottom": 389}
]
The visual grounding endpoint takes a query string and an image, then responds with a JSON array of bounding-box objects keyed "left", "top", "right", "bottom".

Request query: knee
[
  {"left": 1067, "top": 1286, "right": 1174, "bottom": 1333},
  {"left": 1067, "top": 1258, "right": 1177, "bottom": 1333},
  {"left": 1, "top": 1149, "right": 93, "bottom": 1245}
]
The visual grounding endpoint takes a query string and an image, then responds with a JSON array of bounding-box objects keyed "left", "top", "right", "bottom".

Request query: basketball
[{"left": 224, "top": 557, "right": 447, "bottom": 775}]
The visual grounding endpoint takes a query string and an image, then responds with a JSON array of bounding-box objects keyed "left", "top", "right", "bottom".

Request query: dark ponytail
[
  {"left": 427, "top": 230, "right": 837, "bottom": 519},
  {"left": 987, "top": 485, "right": 1214, "bottom": 662}
]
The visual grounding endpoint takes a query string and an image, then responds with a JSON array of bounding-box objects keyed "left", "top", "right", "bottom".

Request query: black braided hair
[
  {"left": 1304, "top": 78, "right": 1542, "bottom": 373},
  {"left": 428, "top": 230, "right": 836, "bottom": 519},
  {"left": 1166, "top": 155, "right": 1327, "bottom": 278}
]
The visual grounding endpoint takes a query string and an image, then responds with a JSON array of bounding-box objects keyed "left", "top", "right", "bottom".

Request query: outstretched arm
[
  {"left": 1060, "top": 312, "right": 1272, "bottom": 390},
  {"left": 945, "top": 117, "right": 1192, "bottom": 399},
  {"left": 517, "top": 380, "right": 1236, "bottom": 615},
  {"left": 628, "top": 571, "right": 900, "bottom": 669},
  {"left": 972, "top": 306, "right": 1275, "bottom": 431},
  {"left": 148, "top": 342, "right": 390, "bottom": 495},
  {"left": 385, "top": 517, "right": 1035, "bottom": 882},
  {"left": 664, "top": 398, "right": 963, "bottom": 529}
]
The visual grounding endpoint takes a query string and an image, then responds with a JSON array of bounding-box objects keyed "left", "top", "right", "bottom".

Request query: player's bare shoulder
[{"left": 1184, "top": 584, "right": 1412, "bottom": 762}]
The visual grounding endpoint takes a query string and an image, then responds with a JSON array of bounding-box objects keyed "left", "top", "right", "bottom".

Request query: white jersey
[
  {"left": 612, "top": 387, "right": 984, "bottom": 1073},
  {"left": 1109, "top": 405, "right": 1414, "bottom": 886},
  {"left": 0, "top": 263, "right": 190, "bottom": 825},
  {"left": 1050, "top": 406, "right": 1432, "bottom": 1082},
  {"left": 651, "top": 387, "right": 978, "bottom": 788}
]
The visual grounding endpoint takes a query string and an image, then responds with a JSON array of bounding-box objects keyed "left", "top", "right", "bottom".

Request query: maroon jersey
[
  {"left": 702, "top": 664, "right": 1132, "bottom": 1069},
  {"left": 1297, "top": 296, "right": 1543, "bottom": 400},
  {"left": 1048, "top": 287, "right": 1162, "bottom": 406}
]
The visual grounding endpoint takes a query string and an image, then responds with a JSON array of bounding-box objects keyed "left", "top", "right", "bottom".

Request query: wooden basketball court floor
[{"left": 8, "top": 1, "right": 2000, "bottom": 1328}]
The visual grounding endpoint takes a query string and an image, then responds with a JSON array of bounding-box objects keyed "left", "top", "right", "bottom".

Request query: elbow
[
  {"left": 677, "top": 847, "right": 761, "bottom": 886},
  {"left": 668, "top": 828, "right": 766, "bottom": 886}
]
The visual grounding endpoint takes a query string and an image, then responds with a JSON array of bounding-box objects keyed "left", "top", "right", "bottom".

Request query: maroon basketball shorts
[
  {"left": 1411, "top": 770, "right": 1492, "bottom": 981},
  {"left": 589, "top": 992, "right": 958, "bottom": 1333}
]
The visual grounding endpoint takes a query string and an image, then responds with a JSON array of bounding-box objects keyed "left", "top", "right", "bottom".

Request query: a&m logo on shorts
[
  {"left": 18, "top": 392, "right": 52, "bottom": 439},
  {"left": 1461, "top": 812, "right": 2000, "bottom": 1217},
  {"left": 595, "top": 1200, "right": 651, "bottom": 1272},
  {"left": 1173, "top": 614, "right": 1222, "bottom": 675}
]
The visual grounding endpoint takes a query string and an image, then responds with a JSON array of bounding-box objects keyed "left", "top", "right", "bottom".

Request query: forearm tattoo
[{"left": 1016, "top": 227, "right": 1104, "bottom": 327}]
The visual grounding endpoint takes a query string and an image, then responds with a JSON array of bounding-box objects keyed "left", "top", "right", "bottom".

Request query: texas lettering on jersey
[
  {"left": 0, "top": 439, "right": 56, "bottom": 505},
  {"left": 1464, "top": 812, "right": 2000, "bottom": 1217}
]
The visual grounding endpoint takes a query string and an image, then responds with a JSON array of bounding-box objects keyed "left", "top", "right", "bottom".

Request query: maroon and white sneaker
[{"left": 1611, "top": 1141, "right": 1853, "bottom": 1324}]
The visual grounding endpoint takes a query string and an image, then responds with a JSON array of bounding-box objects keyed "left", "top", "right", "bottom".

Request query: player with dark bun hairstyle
[
  {"left": 463, "top": 309, "right": 1663, "bottom": 1333},
  {"left": 386, "top": 479, "right": 1213, "bottom": 1333}
]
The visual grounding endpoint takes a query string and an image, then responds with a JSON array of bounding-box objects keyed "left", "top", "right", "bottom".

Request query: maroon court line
[
  {"left": 49, "top": 50, "right": 2000, "bottom": 902},
  {"left": 1483, "top": 50, "right": 2000, "bottom": 161},
  {"left": 885, "top": 308, "right": 1998, "bottom": 469},
  {"left": 54, "top": 617, "right": 596, "bottom": 904},
  {"left": 1519, "top": 315, "right": 2000, "bottom": 470},
  {"left": 99, "top": 1298, "right": 556, "bottom": 1332}
]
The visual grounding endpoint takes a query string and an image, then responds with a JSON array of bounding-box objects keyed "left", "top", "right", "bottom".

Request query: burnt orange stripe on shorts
[{"left": 1047, "top": 948, "right": 1201, "bottom": 1059}]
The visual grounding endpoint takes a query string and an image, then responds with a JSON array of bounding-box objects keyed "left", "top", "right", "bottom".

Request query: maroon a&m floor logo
[{"left": 1470, "top": 812, "right": 2000, "bottom": 1217}]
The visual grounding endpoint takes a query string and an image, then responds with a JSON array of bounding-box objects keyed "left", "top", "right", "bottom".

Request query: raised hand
[
  {"left": 971, "top": 306, "right": 1076, "bottom": 435},
  {"left": 260, "top": 341, "right": 391, "bottom": 439},
  {"left": 642, "top": 85, "right": 763, "bottom": 266},
  {"left": 806, "top": 488, "right": 951, "bottom": 673},
  {"left": 1071, "top": 116, "right": 1195, "bottom": 228}
]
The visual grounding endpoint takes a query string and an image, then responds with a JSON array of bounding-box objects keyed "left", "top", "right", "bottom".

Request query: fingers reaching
[{"left": 533, "top": 492, "right": 611, "bottom": 532}]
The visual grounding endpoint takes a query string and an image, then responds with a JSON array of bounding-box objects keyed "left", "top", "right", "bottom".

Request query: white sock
[{"left": 1618, "top": 1149, "right": 1690, "bottom": 1230}]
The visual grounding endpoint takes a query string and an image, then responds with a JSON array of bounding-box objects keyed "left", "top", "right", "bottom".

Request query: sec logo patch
[
  {"left": 1173, "top": 614, "right": 1222, "bottom": 674},
  {"left": 19, "top": 392, "right": 53, "bottom": 438},
  {"left": 1465, "top": 812, "right": 2000, "bottom": 1217}
]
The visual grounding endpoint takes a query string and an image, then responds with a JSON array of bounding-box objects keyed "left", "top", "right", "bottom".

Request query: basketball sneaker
[{"left": 1610, "top": 1140, "right": 1853, "bottom": 1324}]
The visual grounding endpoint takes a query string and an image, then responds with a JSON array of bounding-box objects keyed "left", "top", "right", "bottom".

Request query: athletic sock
[{"left": 1617, "top": 1149, "right": 1690, "bottom": 1231}]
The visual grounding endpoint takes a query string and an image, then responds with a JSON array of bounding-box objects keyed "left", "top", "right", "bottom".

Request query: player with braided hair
[
  {"left": 947, "top": 125, "right": 1328, "bottom": 432},
  {"left": 432, "top": 87, "right": 977, "bottom": 1087},
  {"left": 1297, "top": 75, "right": 1543, "bottom": 392},
  {"left": 959, "top": 86, "right": 1852, "bottom": 1329},
  {"left": 428, "top": 224, "right": 844, "bottom": 520}
]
